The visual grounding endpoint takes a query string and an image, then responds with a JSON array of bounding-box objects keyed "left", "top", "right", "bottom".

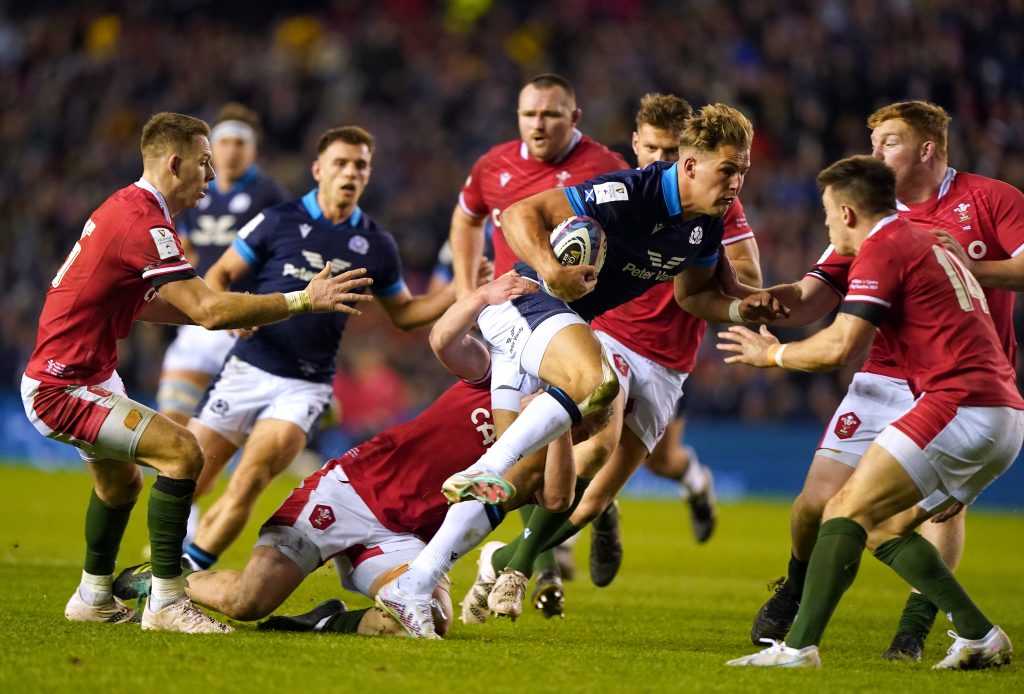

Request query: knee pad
[{"left": 156, "top": 378, "right": 205, "bottom": 418}]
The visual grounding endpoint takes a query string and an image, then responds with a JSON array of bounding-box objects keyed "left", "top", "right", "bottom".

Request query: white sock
[
  {"left": 79, "top": 570, "right": 113, "bottom": 606},
  {"left": 472, "top": 392, "right": 574, "bottom": 476},
  {"left": 183, "top": 503, "right": 200, "bottom": 550},
  {"left": 150, "top": 575, "right": 187, "bottom": 610},
  {"left": 681, "top": 448, "right": 706, "bottom": 495},
  {"left": 397, "top": 502, "right": 494, "bottom": 595}
]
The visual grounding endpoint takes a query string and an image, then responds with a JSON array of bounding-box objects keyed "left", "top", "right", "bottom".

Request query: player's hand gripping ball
[{"left": 541, "top": 215, "right": 606, "bottom": 296}]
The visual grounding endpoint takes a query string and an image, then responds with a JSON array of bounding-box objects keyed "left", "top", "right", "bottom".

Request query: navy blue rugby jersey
[
  {"left": 176, "top": 165, "right": 289, "bottom": 291},
  {"left": 513, "top": 162, "right": 723, "bottom": 321},
  {"left": 227, "top": 189, "right": 406, "bottom": 382}
]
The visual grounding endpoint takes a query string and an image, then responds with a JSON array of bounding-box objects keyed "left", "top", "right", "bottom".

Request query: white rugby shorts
[
  {"left": 162, "top": 324, "right": 236, "bottom": 375},
  {"left": 476, "top": 300, "right": 584, "bottom": 412},
  {"left": 876, "top": 401, "right": 1024, "bottom": 511},
  {"left": 595, "top": 330, "right": 689, "bottom": 453},
  {"left": 816, "top": 372, "right": 915, "bottom": 467},
  {"left": 256, "top": 464, "right": 426, "bottom": 598},
  {"left": 194, "top": 356, "right": 332, "bottom": 446},
  {"left": 21, "top": 371, "right": 156, "bottom": 463}
]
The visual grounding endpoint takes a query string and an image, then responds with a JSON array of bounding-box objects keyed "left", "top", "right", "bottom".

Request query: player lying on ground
[
  {"left": 114, "top": 273, "right": 604, "bottom": 637},
  {"left": 720, "top": 156, "right": 1022, "bottom": 670}
]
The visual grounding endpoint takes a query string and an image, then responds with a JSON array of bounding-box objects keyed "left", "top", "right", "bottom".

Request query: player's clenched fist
[
  {"left": 301, "top": 264, "right": 375, "bottom": 315},
  {"left": 542, "top": 264, "right": 598, "bottom": 302}
]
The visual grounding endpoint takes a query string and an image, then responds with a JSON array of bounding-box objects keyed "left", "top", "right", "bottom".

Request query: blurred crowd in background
[{"left": 3, "top": 0, "right": 1024, "bottom": 443}]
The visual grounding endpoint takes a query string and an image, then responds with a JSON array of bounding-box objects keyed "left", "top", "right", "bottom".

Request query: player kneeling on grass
[
  {"left": 114, "top": 272, "right": 594, "bottom": 638},
  {"left": 718, "top": 156, "right": 1022, "bottom": 670}
]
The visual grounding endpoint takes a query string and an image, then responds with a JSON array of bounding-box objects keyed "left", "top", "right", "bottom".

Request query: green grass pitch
[{"left": 1, "top": 465, "right": 1022, "bottom": 693}]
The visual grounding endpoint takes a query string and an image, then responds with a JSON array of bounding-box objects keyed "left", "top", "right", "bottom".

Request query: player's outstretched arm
[
  {"left": 429, "top": 270, "right": 539, "bottom": 381},
  {"left": 502, "top": 189, "right": 596, "bottom": 302},
  {"left": 760, "top": 275, "right": 843, "bottom": 327},
  {"left": 674, "top": 263, "right": 789, "bottom": 324},
  {"left": 449, "top": 205, "right": 488, "bottom": 301},
  {"left": 158, "top": 265, "right": 373, "bottom": 330},
  {"left": 716, "top": 312, "right": 874, "bottom": 372},
  {"left": 725, "top": 238, "right": 763, "bottom": 288}
]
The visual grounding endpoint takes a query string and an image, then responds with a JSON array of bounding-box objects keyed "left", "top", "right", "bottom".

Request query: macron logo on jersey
[
  {"left": 299, "top": 223, "right": 312, "bottom": 239},
  {"left": 499, "top": 172, "right": 512, "bottom": 187}
]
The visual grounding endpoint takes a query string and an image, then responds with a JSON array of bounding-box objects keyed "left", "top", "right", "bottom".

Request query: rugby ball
[{"left": 549, "top": 215, "right": 607, "bottom": 272}]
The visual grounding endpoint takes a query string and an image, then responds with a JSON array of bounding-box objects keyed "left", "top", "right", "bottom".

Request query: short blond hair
[
  {"left": 680, "top": 103, "right": 753, "bottom": 153},
  {"left": 867, "top": 101, "right": 951, "bottom": 158},
  {"left": 141, "top": 112, "right": 210, "bottom": 159},
  {"left": 635, "top": 93, "right": 693, "bottom": 133}
]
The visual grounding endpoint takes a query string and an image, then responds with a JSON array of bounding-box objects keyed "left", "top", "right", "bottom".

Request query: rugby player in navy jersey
[
  {"left": 158, "top": 104, "right": 289, "bottom": 430},
  {"left": 180, "top": 126, "right": 457, "bottom": 572},
  {"left": 375, "top": 104, "right": 788, "bottom": 637}
]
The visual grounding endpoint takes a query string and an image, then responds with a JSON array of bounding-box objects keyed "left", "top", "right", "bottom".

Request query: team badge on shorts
[
  {"left": 309, "top": 504, "right": 336, "bottom": 530},
  {"left": 834, "top": 412, "right": 861, "bottom": 440},
  {"left": 612, "top": 353, "right": 630, "bottom": 378},
  {"left": 210, "top": 399, "right": 230, "bottom": 415}
]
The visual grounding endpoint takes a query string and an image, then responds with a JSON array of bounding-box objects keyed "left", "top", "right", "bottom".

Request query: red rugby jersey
[
  {"left": 459, "top": 132, "right": 628, "bottom": 274},
  {"left": 806, "top": 168, "right": 1024, "bottom": 379},
  {"left": 339, "top": 378, "right": 494, "bottom": 541},
  {"left": 842, "top": 216, "right": 1022, "bottom": 410},
  {"left": 25, "top": 180, "right": 196, "bottom": 385},
  {"left": 590, "top": 199, "right": 754, "bottom": 372}
]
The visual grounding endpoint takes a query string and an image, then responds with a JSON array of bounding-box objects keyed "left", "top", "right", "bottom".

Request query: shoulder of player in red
[{"left": 722, "top": 197, "right": 754, "bottom": 244}]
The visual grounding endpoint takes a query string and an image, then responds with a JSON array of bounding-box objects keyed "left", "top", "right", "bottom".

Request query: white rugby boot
[
  {"left": 488, "top": 568, "right": 528, "bottom": 620},
  {"left": 65, "top": 589, "right": 136, "bottom": 624},
  {"left": 933, "top": 626, "right": 1012, "bottom": 670},
  {"left": 460, "top": 541, "right": 504, "bottom": 625},
  {"left": 375, "top": 581, "right": 441, "bottom": 639},
  {"left": 141, "top": 596, "right": 233, "bottom": 633},
  {"left": 726, "top": 640, "right": 822, "bottom": 667}
]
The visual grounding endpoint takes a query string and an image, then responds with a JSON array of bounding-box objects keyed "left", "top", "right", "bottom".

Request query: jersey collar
[
  {"left": 134, "top": 177, "right": 173, "bottom": 224},
  {"left": 867, "top": 212, "right": 900, "bottom": 238},
  {"left": 302, "top": 188, "right": 363, "bottom": 227},
  {"left": 661, "top": 163, "right": 681, "bottom": 217},
  {"left": 518, "top": 128, "right": 583, "bottom": 165},
  {"left": 895, "top": 167, "right": 956, "bottom": 211}
]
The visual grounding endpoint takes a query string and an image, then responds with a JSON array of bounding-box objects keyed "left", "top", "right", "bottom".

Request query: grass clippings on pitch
[{"left": 1, "top": 466, "right": 1022, "bottom": 693}]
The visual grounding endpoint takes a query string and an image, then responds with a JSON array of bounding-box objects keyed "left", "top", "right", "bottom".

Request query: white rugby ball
[{"left": 549, "top": 215, "right": 607, "bottom": 272}]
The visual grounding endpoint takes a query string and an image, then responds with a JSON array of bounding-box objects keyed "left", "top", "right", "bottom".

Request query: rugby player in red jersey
[
  {"left": 21, "top": 112, "right": 372, "bottom": 633},
  {"left": 449, "top": 73, "right": 628, "bottom": 299},
  {"left": 722, "top": 156, "right": 1022, "bottom": 670},
  {"left": 745, "top": 101, "right": 1024, "bottom": 661}
]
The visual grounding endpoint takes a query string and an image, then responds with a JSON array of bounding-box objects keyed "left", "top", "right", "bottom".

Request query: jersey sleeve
[
  {"left": 563, "top": 170, "right": 636, "bottom": 230},
  {"left": 986, "top": 179, "right": 1024, "bottom": 258},
  {"left": 458, "top": 158, "right": 489, "bottom": 219},
  {"left": 119, "top": 222, "right": 196, "bottom": 288},
  {"left": 231, "top": 211, "right": 272, "bottom": 267},
  {"left": 722, "top": 198, "right": 755, "bottom": 245},
  {"left": 806, "top": 245, "right": 850, "bottom": 297},
  {"left": 839, "top": 239, "right": 901, "bottom": 325},
  {"left": 372, "top": 231, "right": 407, "bottom": 298}
]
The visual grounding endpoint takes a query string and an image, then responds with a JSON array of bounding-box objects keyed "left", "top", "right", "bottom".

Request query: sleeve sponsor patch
[
  {"left": 149, "top": 227, "right": 179, "bottom": 260},
  {"left": 848, "top": 278, "right": 880, "bottom": 292},
  {"left": 593, "top": 182, "right": 629, "bottom": 204}
]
